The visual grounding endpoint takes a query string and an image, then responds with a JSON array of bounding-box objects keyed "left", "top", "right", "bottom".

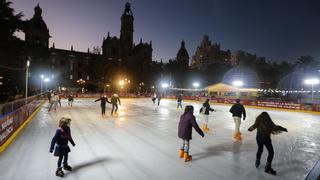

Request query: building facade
[{"left": 21, "top": 2, "right": 153, "bottom": 91}]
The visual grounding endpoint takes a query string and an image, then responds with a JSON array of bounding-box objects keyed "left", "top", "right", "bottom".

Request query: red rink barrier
[{"left": 0, "top": 99, "right": 42, "bottom": 146}]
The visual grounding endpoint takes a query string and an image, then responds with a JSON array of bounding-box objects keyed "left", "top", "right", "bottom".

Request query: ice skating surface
[{"left": 0, "top": 98, "right": 319, "bottom": 180}]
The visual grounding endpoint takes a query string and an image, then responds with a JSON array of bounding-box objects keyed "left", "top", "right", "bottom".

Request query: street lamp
[
  {"left": 44, "top": 78, "right": 50, "bottom": 91},
  {"left": 161, "top": 83, "right": 169, "bottom": 88},
  {"left": 40, "top": 74, "right": 44, "bottom": 94},
  {"left": 232, "top": 80, "right": 243, "bottom": 87},
  {"left": 305, "top": 78, "right": 319, "bottom": 103},
  {"left": 193, "top": 82, "right": 200, "bottom": 96},
  {"left": 25, "top": 59, "right": 30, "bottom": 104},
  {"left": 77, "top": 78, "right": 86, "bottom": 93}
]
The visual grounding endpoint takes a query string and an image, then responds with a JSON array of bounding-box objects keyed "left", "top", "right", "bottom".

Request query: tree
[
  {"left": 0, "top": 0, "right": 23, "bottom": 44},
  {"left": 294, "top": 55, "right": 319, "bottom": 71}
]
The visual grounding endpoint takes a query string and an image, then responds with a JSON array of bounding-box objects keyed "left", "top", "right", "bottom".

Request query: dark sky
[{"left": 11, "top": 0, "right": 320, "bottom": 63}]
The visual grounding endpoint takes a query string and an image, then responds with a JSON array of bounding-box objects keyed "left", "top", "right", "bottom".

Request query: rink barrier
[
  {"left": 305, "top": 159, "right": 320, "bottom": 180},
  {"left": 0, "top": 100, "right": 44, "bottom": 154}
]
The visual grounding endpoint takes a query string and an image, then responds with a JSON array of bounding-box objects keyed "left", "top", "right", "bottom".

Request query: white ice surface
[{"left": 0, "top": 98, "right": 319, "bottom": 180}]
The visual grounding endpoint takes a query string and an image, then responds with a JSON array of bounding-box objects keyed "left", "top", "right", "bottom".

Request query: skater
[
  {"left": 248, "top": 112, "right": 287, "bottom": 175},
  {"left": 50, "top": 117, "right": 76, "bottom": 177},
  {"left": 58, "top": 93, "right": 63, "bottom": 107},
  {"left": 229, "top": 99, "right": 246, "bottom": 141},
  {"left": 95, "top": 94, "right": 110, "bottom": 117},
  {"left": 48, "top": 92, "right": 59, "bottom": 112},
  {"left": 177, "top": 94, "right": 183, "bottom": 110},
  {"left": 152, "top": 92, "right": 157, "bottom": 105},
  {"left": 110, "top": 93, "right": 121, "bottom": 116},
  {"left": 67, "top": 93, "right": 74, "bottom": 107},
  {"left": 200, "top": 99, "right": 214, "bottom": 132},
  {"left": 178, "top": 105, "right": 204, "bottom": 162},
  {"left": 47, "top": 91, "right": 52, "bottom": 102},
  {"left": 156, "top": 93, "right": 161, "bottom": 106}
]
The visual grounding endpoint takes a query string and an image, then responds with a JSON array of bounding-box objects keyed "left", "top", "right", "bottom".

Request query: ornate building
[
  {"left": 20, "top": 2, "right": 153, "bottom": 91},
  {"left": 191, "top": 35, "right": 231, "bottom": 70},
  {"left": 230, "top": 50, "right": 266, "bottom": 66},
  {"left": 102, "top": 3, "right": 152, "bottom": 63},
  {"left": 176, "top": 40, "right": 189, "bottom": 68}
]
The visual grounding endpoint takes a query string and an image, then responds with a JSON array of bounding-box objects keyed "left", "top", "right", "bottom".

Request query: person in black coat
[
  {"left": 229, "top": 99, "right": 246, "bottom": 141},
  {"left": 95, "top": 95, "right": 110, "bottom": 117},
  {"left": 248, "top": 112, "right": 287, "bottom": 175},
  {"left": 177, "top": 94, "right": 183, "bottom": 110},
  {"left": 200, "top": 99, "right": 214, "bottom": 132},
  {"left": 67, "top": 93, "right": 74, "bottom": 107},
  {"left": 50, "top": 117, "right": 76, "bottom": 177},
  {"left": 178, "top": 105, "right": 204, "bottom": 162}
]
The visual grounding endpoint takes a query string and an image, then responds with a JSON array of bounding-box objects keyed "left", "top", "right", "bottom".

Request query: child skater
[
  {"left": 178, "top": 105, "right": 204, "bottom": 162},
  {"left": 248, "top": 112, "right": 287, "bottom": 175},
  {"left": 50, "top": 117, "right": 76, "bottom": 177},
  {"left": 200, "top": 99, "right": 214, "bottom": 132}
]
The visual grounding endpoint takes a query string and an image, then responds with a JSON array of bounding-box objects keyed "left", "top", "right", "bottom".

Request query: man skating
[
  {"left": 110, "top": 94, "right": 121, "bottom": 116},
  {"left": 229, "top": 99, "right": 246, "bottom": 141}
]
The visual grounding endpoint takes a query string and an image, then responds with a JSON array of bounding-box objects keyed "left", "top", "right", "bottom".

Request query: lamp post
[
  {"left": 40, "top": 74, "right": 44, "bottom": 94},
  {"left": 161, "top": 83, "right": 168, "bottom": 96},
  {"left": 305, "top": 78, "right": 319, "bottom": 103},
  {"left": 44, "top": 78, "right": 50, "bottom": 91},
  {"left": 232, "top": 80, "right": 243, "bottom": 98},
  {"left": 25, "top": 59, "right": 30, "bottom": 104},
  {"left": 76, "top": 78, "right": 86, "bottom": 93},
  {"left": 193, "top": 82, "right": 200, "bottom": 96}
]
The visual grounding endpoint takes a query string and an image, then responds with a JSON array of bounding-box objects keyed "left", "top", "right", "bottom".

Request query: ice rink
[{"left": 0, "top": 98, "right": 319, "bottom": 180}]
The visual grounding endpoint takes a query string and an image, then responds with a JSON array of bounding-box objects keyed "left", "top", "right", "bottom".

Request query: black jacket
[
  {"left": 229, "top": 103, "right": 246, "bottom": 118},
  {"left": 200, "top": 102, "right": 214, "bottom": 115},
  {"left": 95, "top": 97, "right": 110, "bottom": 106}
]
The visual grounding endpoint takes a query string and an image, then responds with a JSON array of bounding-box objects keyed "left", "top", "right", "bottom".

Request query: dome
[{"left": 222, "top": 65, "right": 259, "bottom": 88}]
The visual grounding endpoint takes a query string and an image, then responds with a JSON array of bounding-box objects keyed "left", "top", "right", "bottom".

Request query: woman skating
[
  {"left": 50, "top": 117, "right": 76, "bottom": 177},
  {"left": 200, "top": 99, "right": 214, "bottom": 132},
  {"left": 248, "top": 112, "right": 287, "bottom": 175},
  {"left": 178, "top": 105, "right": 204, "bottom": 162}
]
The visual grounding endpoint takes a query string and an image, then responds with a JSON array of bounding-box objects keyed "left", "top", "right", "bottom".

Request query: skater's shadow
[
  {"left": 192, "top": 141, "right": 243, "bottom": 161},
  {"left": 64, "top": 157, "right": 110, "bottom": 176}
]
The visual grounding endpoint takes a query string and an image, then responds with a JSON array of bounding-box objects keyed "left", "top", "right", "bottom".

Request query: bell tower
[{"left": 120, "top": 2, "right": 134, "bottom": 56}]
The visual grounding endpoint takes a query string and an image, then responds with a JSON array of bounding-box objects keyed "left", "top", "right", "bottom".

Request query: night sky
[{"left": 11, "top": 0, "right": 320, "bottom": 63}]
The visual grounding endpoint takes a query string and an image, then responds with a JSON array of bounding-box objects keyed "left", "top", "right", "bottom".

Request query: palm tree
[{"left": 0, "top": 0, "right": 23, "bottom": 43}]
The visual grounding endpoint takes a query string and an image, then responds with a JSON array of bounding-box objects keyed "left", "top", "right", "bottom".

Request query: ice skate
[
  {"left": 234, "top": 132, "right": 242, "bottom": 141},
  {"left": 255, "top": 159, "right": 260, "bottom": 168},
  {"left": 265, "top": 162, "right": 276, "bottom": 175},
  {"left": 183, "top": 152, "right": 192, "bottom": 162},
  {"left": 179, "top": 149, "right": 184, "bottom": 158},
  {"left": 63, "top": 164, "right": 73, "bottom": 171},
  {"left": 55, "top": 167, "right": 64, "bottom": 177}
]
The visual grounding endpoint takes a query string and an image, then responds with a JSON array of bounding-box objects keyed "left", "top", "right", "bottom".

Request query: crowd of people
[{"left": 48, "top": 92, "right": 287, "bottom": 177}]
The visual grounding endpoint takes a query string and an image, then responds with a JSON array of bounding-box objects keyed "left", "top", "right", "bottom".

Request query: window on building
[
  {"left": 87, "top": 75, "right": 90, "bottom": 80},
  {"left": 70, "top": 74, "right": 73, "bottom": 80},
  {"left": 78, "top": 62, "right": 82, "bottom": 68},
  {"left": 60, "top": 60, "right": 65, "bottom": 66}
]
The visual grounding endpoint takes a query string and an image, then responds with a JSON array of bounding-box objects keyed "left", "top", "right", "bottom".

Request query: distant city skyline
[{"left": 11, "top": 0, "right": 320, "bottom": 63}]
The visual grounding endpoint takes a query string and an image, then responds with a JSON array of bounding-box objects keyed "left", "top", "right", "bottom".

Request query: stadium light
[
  {"left": 193, "top": 82, "right": 200, "bottom": 88},
  {"left": 161, "top": 83, "right": 169, "bottom": 88},
  {"left": 40, "top": 74, "right": 44, "bottom": 94},
  {"left": 304, "top": 78, "right": 319, "bottom": 103},
  {"left": 232, "top": 80, "right": 243, "bottom": 87}
]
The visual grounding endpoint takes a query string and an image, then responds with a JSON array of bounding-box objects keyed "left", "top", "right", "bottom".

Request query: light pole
[
  {"left": 193, "top": 82, "right": 200, "bottom": 96},
  {"left": 25, "top": 59, "right": 30, "bottom": 104},
  {"left": 232, "top": 80, "right": 243, "bottom": 98},
  {"left": 40, "top": 74, "right": 44, "bottom": 94},
  {"left": 161, "top": 83, "right": 168, "bottom": 96},
  {"left": 44, "top": 78, "right": 50, "bottom": 91},
  {"left": 305, "top": 78, "right": 319, "bottom": 103}
]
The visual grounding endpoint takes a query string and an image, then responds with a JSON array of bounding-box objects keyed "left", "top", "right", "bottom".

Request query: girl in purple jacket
[
  {"left": 178, "top": 105, "right": 204, "bottom": 162},
  {"left": 50, "top": 117, "right": 76, "bottom": 177}
]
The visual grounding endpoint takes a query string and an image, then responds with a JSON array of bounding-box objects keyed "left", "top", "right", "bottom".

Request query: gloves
[
  {"left": 284, "top": 128, "right": 288, "bottom": 132},
  {"left": 49, "top": 149, "right": 53, "bottom": 153},
  {"left": 243, "top": 117, "right": 246, "bottom": 121}
]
